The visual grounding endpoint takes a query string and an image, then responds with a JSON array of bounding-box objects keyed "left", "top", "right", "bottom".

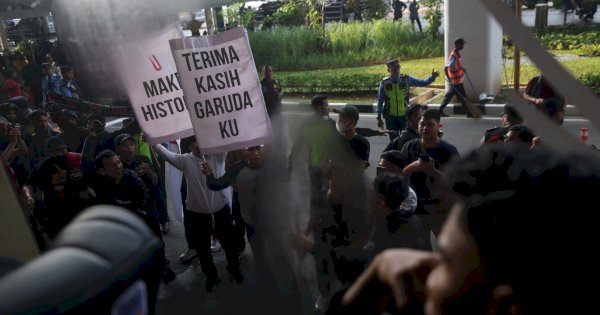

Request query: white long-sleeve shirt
[{"left": 155, "top": 145, "right": 231, "bottom": 214}]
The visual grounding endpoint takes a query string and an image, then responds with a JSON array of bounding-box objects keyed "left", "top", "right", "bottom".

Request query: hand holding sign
[{"left": 170, "top": 28, "right": 271, "bottom": 154}]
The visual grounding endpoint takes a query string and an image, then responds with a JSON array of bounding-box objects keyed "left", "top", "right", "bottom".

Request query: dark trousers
[
  {"left": 439, "top": 82, "right": 468, "bottom": 113},
  {"left": 149, "top": 184, "right": 169, "bottom": 225},
  {"left": 411, "top": 17, "right": 422, "bottom": 32},
  {"left": 384, "top": 115, "right": 407, "bottom": 141},
  {"left": 184, "top": 205, "right": 241, "bottom": 280},
  {"left": 231, "top": 191, "right": 247, "bottom": 253},
  {"left": 156, "top": 165, "right": 169, "bottom": 224},
  {"left": 140, "top": 205, "right": 170, "bottom": 272}
]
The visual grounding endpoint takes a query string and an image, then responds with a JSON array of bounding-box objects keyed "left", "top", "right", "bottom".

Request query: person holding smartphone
[{"left": 400, "top": 109, "right": 459, "bottom": 221}]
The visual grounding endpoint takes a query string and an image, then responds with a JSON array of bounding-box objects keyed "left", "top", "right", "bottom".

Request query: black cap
[
  {"left": 405, "top": 104, "right": 426, "bottom": 119},
  {"left": 27, "top": 109, "right": 47, "bottom": 122},
  {"left": 311, "top": 95, "right": 328, "bottom": 108},
  {"left": 87, "top": 114, "right": 106, "bottom": 124},
  {"left": 333, "top": 105, "right": 360, "bottom": 122},
  {"left": 381, "top": 150, "right": 407, "bottom": 169},
  {"left": 508, "top": 125, "right": 536, "bottom": 143},
  {"left": 9, "top": 96, "right": 28, "bottom": 109},
  {"left": 455, "top": 37, "right": 466, "bottom": 45},
  {"left": 46, "top": 136, "right": 67, "bottom": 151},
  {"left": 501, "top": 104, "right": 523, "bottom": 123},
  {"left": 114, "top": 133, "right": 135, "bottom": 147},
  {"left": 386, "top": 59, "right": 400, "bottom": 69},
  {"left": 62, "top": 109, "right": 78, "bottom": 120}
]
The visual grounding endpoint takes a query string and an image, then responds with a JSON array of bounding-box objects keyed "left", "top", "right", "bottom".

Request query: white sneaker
[
  {"left": 179, "top": 249, "right": 198, "bottom": 264},
  {"left": 211, "top": 239, "right": 221, "bottom": 253}
]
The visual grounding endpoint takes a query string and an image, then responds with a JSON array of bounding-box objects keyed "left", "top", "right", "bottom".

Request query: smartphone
[{"left": 420, "top": 154, "right": 430, "bottom": 162}]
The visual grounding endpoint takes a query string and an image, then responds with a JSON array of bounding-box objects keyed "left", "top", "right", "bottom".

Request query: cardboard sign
[
  {"left": 169, "top": 27, "right": 271, "bottom": 154},
  {"left": 115, "top": 25, "right": 194, "bottom": 145}
]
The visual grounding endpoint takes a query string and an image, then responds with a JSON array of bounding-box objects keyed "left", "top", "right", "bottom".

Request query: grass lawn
[{"left": 277, "top": 53, "right": 600, "bottom": 102}]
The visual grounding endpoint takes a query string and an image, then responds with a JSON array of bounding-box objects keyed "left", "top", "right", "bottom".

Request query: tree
[
  {"left": 363, "top": 0, "right": 390, "bottom": 21},
  {"left": 221, "top": 0, "right": 254, "bottom": 30},
  {"left": 274, "top": 0, "right": 308, "bottom": 27},
  {"left": 306, "top": 0, "right": 324, "bottom": 30},
  {"left": 422, "top": 0, "right": 442, "bottom": 38}
]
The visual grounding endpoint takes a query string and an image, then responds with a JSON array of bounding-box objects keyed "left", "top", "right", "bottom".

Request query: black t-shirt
[
  {"left": 260, "top": 78, "right": 282, "bottom": 116},
  {"left": 122, "top": 155, "right": 157, "bottom": 189},
  {"left": 384, "top": 128, "right": 419, "bottom": 152},
  {"left": 400, "top": 138, "right": 459, "bottom": 203},
  {"left": 348, "top": 134, "right": 370, "bottom": 166},
  {"left": 372, "top": 211, "right": 431, "bottom": 255},
  {"left": 91, "top": 169, "right": 149, "bottom": 214},
  {"left": 26, "top": 154, "right": 88, "bottom": 210},
  {"left": 484, "top": 126, "right": 509, "bottom": 144}
]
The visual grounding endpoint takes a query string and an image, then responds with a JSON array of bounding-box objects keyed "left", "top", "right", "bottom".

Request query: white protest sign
[
  {"left": 169, "top": 27, "right": 271, "bottom": 154},
  {"left": 115, "top": 24, "right": 194, "bottom": 145}
]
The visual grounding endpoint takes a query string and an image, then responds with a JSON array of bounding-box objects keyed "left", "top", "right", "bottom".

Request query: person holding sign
[{"left": 153, "top": 137, "right": 243, "bottom": 292}]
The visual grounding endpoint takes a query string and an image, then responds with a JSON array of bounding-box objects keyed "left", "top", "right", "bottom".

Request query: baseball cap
[
  {"left": 386, "top": 59, "right": 400, "bottom": 69},
  {"left": 27, "top": 109, "right": 47, "bottom": 122},
  {"left": 405, "top": 104, "right": 426, "bottom": 119},
  {"left": 333, "top": 105, "right": 360, "bottom": 122},
  {"left": 501, "top": 104, "right": 523, "bottom": 123},
  {"left": 114, "top": 133, "right": 135, "bottom": 147},
  {"left": 62, "top": 109, "right": 78, "bottom": 120},
  {"left": 46, "top": 135, "right": 67, "bottom": 151},
  {"left": 9, "top": 96, "right": 28, "bottom": 109}
]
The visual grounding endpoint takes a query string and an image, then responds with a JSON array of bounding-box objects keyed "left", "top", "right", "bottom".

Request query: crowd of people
[{"left": 0, "top": 35, "right": 588, "bottom": 315}]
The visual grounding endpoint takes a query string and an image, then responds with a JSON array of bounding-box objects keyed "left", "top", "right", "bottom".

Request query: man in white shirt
[{"left": 154, "top": 136, "right": 243, "bottom": 292}]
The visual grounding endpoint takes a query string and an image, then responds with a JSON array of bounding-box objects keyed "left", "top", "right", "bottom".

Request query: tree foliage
[
  {"left": 274, "top": 0, "right": 307, "bottom": 27},
  {"left": 422, "top": 0, "right": 442, "bottom": 38}
]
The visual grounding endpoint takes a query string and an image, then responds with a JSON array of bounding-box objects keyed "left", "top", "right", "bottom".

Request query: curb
[{"left": 282, "top": 101, "right": 581, "bottom": 117}]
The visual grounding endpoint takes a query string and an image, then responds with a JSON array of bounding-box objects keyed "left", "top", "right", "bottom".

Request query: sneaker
[
  {"left": 160, "top": 222, "right": 169, "bottom": 234},
  {"left": 162, "top": 267, "right": 176, "bottom": 285},
  {"left": 210, "top": 239, "right": 221, "bottom": 253},
  {"left": 205, "top": 277, "right": 220, "bottom": 292},
  {"left": 179, "top": 249, "right": 198, "bottom": 264},
  {"left": 228, "top": 269, "right": 244, "bottom": 284}
]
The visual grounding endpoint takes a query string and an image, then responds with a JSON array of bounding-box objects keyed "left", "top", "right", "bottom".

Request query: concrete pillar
[
  {"left": 0, "top": 22, "right": 8, "bottom": 52},
  {"left": 444, "top": 0, "right": 503, "bottom": 100},
  {"left": 205, "top": 8, "right": 215, "bottom": 35}
]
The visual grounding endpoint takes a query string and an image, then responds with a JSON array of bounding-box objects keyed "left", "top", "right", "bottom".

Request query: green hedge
[
  {"left": 276, "top": 56, "right": 600, "bottom": 95},
  {"left": 539, "top": 25, "right": 600, "bottom": 56},
  {"left": 249, "top": 20, "right": 443, "bottom": 71}
]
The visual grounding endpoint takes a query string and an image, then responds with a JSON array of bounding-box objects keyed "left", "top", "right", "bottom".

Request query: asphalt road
[
  {"left": 155, "top": 110, "right": 599, "bottom": 314},
  {"left": 403, "top": 5, "right": 599, "bottom": 32}
]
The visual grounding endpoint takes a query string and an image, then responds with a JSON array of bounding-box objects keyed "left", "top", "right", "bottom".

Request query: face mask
[{"left": 336, "top": 120, "right": 351, "bottom": 133}]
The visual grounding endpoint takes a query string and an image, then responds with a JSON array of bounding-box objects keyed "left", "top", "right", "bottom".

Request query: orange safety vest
[{"left": 447, "top": 49, "right": 464, "bottom": 84}]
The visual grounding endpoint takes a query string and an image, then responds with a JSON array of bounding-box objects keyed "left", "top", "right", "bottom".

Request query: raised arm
[{"left": 153, "top": 143, "right": 184, "bottom": 170}]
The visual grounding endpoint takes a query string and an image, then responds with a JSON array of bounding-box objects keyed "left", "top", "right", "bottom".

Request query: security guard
[{"left": 376, "top": 59, "right": 439, "bottom": 140}]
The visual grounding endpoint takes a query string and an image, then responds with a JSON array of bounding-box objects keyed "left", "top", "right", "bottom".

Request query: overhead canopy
[
  {"left": 0, "top": 0, "right": 50, "bottom": 19},
  {"left": 0, "top": 0, "right": 240, "bottom": 20}
]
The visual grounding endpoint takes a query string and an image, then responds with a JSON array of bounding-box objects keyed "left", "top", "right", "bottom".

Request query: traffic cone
[{"left": 580, "top": 127, "right": 589, "bottom": 145}]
